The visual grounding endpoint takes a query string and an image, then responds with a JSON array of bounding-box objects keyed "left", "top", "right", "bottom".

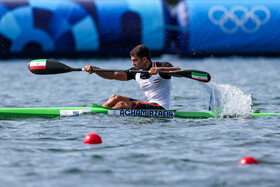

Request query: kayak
[{"left": 0, "top": 104, "right": 279, "bottom": 119}]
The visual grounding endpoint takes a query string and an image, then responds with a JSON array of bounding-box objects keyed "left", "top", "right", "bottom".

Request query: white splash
[{"left": 201, "top": 82, "right": 252, "bottom": 117}]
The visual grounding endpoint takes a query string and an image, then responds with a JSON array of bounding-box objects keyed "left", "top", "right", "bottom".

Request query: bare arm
[
  {"left": 83, "top": 65, "right": 127, "bottom": 81},
  {"left": 149, "top": 66, "right": 181, "bottom": 75}
]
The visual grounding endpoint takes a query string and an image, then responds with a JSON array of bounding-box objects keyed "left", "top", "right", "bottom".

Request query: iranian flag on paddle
[
  {"left": 29, "top": 59, "right": 46, "bottom": 70},
  {"left": 191, "top": 72, "right": 209, "bottom": 82}
]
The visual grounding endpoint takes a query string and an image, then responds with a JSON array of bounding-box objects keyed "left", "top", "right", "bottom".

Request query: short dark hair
[{"left": 130, "top": 45, "right": 151, "bottom": 61}]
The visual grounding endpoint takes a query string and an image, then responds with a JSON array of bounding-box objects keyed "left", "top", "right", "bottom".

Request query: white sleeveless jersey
[{"left": 135, "top": 62, "right": 171, "bottom": 109}]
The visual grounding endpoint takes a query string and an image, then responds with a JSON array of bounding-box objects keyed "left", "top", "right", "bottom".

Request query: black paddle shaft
[
  {"left": 29, "top": 59, "right": 211, "bottom": 82},
  {"left": 86, "top": 69, "right": 211, "bottom": 82}
]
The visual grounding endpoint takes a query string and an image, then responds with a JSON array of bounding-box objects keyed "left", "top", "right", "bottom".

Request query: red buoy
[
  {"left": 239, "top": 156, "right": 259, "bottom": 165},
  {"left": 84, "top": 133, "right": 102, "bottom": 144}
]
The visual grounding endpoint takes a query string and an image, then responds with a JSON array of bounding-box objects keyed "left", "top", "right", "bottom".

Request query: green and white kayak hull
[{"left": 0, "top": 104, "right": 279, "bottom": 119}]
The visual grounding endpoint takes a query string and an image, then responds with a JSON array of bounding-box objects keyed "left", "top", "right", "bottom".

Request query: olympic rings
[{"left": 208, "top": 5, "right": 271, "bottom": 34}]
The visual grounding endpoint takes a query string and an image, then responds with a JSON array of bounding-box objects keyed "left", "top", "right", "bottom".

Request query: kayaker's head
[{"left": 130, "top": 45, "right": 151, "bottom": 70}]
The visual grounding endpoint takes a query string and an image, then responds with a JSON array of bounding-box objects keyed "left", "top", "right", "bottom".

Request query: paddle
[{"left": 28, "top": 59, "right": 211, "bottom": 82}]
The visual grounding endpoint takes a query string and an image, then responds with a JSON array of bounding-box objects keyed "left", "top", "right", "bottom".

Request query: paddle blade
[
  {"left": 190, "top": 70, "right": 211, "bottom": 82},
  {"left": 165, "top": 70, "right": 211, "bottom": 82},
  {"left": 28, "top": 59, "right": 82, "bottom": 75}
]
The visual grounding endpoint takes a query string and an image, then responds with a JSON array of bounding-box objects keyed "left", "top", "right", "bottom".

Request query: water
[
  {"left": 204, "top": 82, "right": 252, "bottom": 117},
  {"left": 1, "top": 57, "right": 280, "bottom": 186}
]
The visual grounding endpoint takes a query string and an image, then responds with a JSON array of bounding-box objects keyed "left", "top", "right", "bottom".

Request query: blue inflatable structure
[
  {"left": 175, "top": 0, "right": 280, "bottom": 56},
  {"left": 0, "top": 0, "right": 173, "bottom": 57},
  {"left": 1, "top": 0, "right": 280, "bottom": 58}
]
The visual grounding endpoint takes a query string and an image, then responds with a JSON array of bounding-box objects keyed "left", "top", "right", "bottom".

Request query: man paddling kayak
[{"left": 84, "top": 45, "right": 181, "bottom": 109}]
